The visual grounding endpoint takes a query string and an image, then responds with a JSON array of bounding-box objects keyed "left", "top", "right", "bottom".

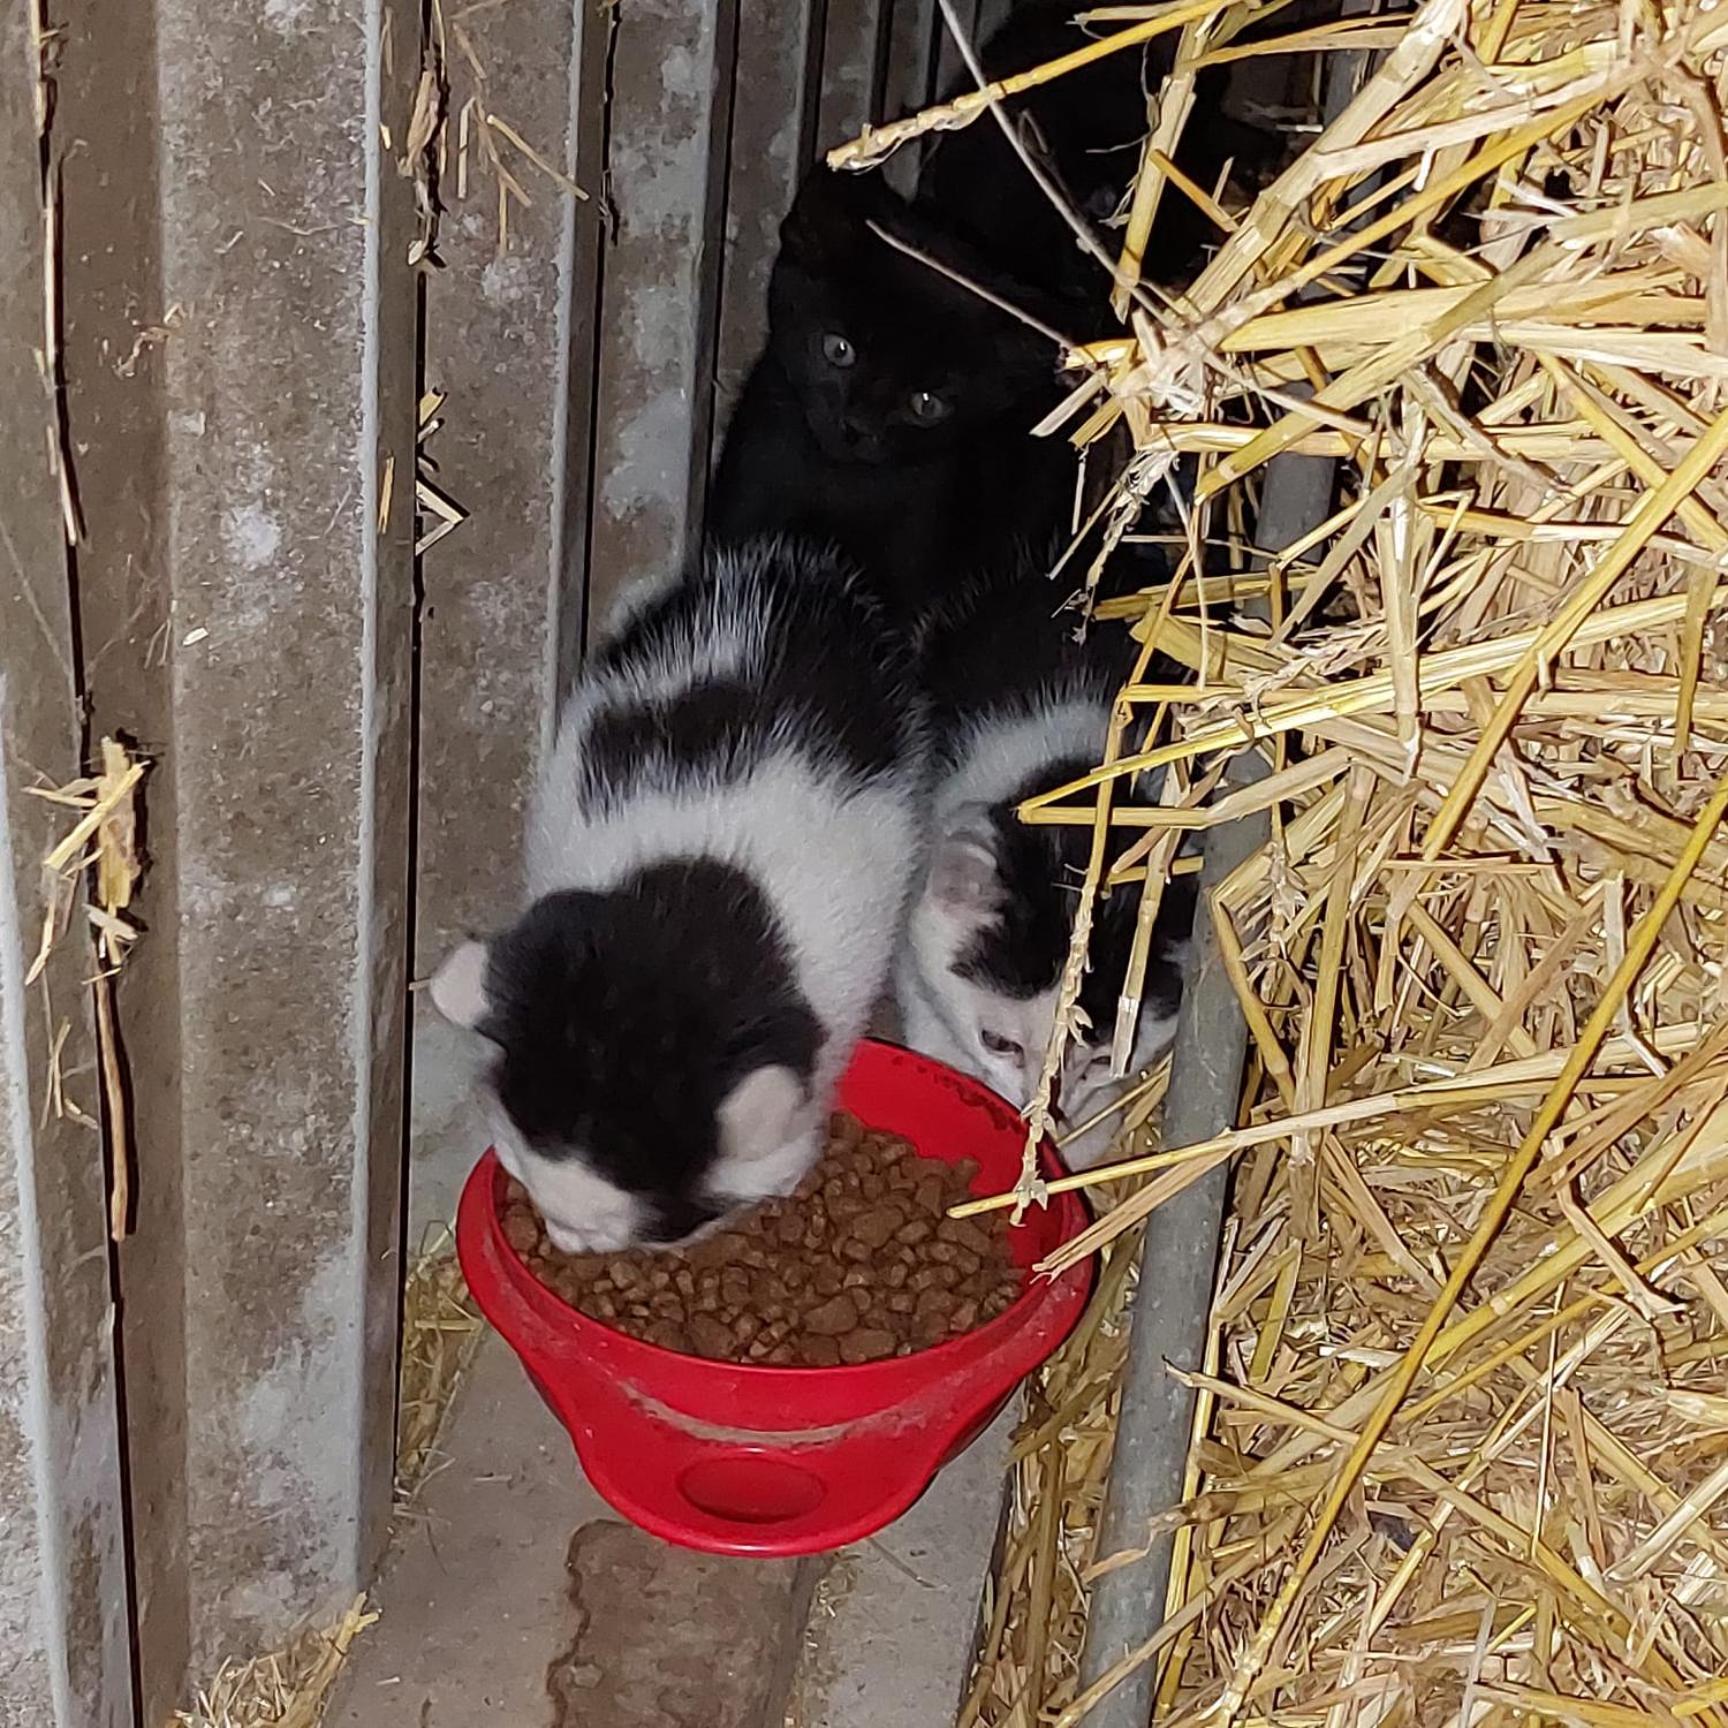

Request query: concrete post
[
  {"left": 0, "top": 7, "right": 134, "bottom": 1725},
  {"left": 56, "top": 0, "right": 419, "bottom": 1704},
  {"left": 713, "top": 0, "right": 824, "bottom": 444},
  {"left": 584, "top": 0, "right": 740, "bottom": 629},
  {"left": 407, "top": 0, "right": 600, "bottom": 1226},
  {"left": 818, "top": 0, "right": 885, "bottom": 149}
]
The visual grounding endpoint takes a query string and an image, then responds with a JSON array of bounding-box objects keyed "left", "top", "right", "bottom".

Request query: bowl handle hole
[{"left": 678, "top": 1455, "right": 827, "bottom": 1526}]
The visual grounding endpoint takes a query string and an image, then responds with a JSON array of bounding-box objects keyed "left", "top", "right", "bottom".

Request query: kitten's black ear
[
  {"left": 781, "top": 168, "right": 897, "bottom": 268},
  {"left": 929, "top": 806, "right": 1001, "bottom": 911},
  {"left": 429, "top": 940, "right": 493, "bottom": 1031}
]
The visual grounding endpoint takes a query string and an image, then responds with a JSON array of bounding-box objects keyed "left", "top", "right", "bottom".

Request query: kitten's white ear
[
  {"left": 717, "top": 1065, "right": 807, "bottom": 1163},
  {"left": 429, "top": 941, "right": 491, "bottom": 1031},
  {"left": 929, "top": 810, "right": 999, "bottom": 911}
]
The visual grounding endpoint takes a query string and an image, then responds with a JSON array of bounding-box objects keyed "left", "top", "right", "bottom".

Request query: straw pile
[{"left": 841, "top": 0, "right": 1728, "bottom": 1720}]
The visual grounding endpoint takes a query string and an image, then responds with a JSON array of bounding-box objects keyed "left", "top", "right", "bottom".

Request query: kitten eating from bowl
[
  {"left": 897, "top": 563, "right": 1196, "bottom": 1170},
  {"left": 430, "top": 536, "right": 930, "bottom": 1253}
]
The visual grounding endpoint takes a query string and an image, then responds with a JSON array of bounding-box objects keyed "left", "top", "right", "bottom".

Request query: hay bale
[{"left": 842, "top": 0, "right": 1728, "bottom": 1718}]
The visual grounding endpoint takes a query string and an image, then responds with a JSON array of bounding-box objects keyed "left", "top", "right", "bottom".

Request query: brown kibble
[
  {"left": 849, "top": 1208, "right": 900, "bottom": 1250},
  {"left": 502, "top": 1209, "right": 540, "bottom": 1254},
  {"left": 805, "top": 1294, "right": 861, "bottom": 1337},
  {"left": 840, "top": 1328, "right": 896, "bottom": 1364},
  {"left": 498, "top": 1110, "right": 1021, "bottom": 1366},
  {"left": 910, "top": 1264, "right": 959, "bottom": 1293},
  {"left": 912, "top": 1309, "right": 951, "bottom": 1348},
  {"left": 687, "top": 1313, "right": 734, "bottom": 1359}
]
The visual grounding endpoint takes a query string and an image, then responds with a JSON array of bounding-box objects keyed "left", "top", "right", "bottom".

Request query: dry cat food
[{"left": 501, "top": 1111, "right": 1022, "bottom": 1365}]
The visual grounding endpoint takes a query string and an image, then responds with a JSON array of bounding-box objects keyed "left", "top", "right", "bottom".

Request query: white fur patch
[
  {"left": 428, "top": 940, "right": 489, "bottom": 1030},
  {"left": 530, "top": 749, "right": 922, "bottom": 1105},
  {"left": 938, "top": 698, "right": 1110, "bottom": 821},
  {"left": 493, "top": 1133, "right": 647, "bottom": 1256}
]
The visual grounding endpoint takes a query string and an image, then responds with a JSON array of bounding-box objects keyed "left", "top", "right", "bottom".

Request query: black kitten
[{"left": 708, "top": 169, "right": 1076, "bottom": 623}]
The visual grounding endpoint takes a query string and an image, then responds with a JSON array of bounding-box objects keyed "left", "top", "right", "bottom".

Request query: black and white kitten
[
  {"left": 430, "top": 537, "right": 929, "bottom": 1252},
  {"left": 708, "top": 168, "right": 1074, "bottom": 623},
  {"left": 897, "top": 564, "right": 1195, "bottom": 1169}
]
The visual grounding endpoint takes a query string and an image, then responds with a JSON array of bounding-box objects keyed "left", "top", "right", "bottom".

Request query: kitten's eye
[
  {"left": 821, "top": 332, "right": 856, "bottom": 368},
  {"left": 980, "top": 1030, "right": 1023, "bottom": 1059},
  {"left": 1086, "top": 1050, "right": 1114, "bottom": 1078},
  {"left": 908, "top": 389, "right": 950, "bottom": 423}
]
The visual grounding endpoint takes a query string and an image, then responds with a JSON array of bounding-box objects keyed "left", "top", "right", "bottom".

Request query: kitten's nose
[{"left": 839, "top": 418, "right": 882, "bottom": 458}]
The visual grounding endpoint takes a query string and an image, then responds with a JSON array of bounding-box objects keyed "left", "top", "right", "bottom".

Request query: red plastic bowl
[{"left": 456, "top": 1039, "right": 1094, "bottom": 1556}]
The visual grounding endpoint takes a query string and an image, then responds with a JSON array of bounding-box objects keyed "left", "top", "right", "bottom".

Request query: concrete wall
[
  {"left": 0, "top": 5, "right": 134, "bottom": 1723},
  {"left": 52, "top": 0, "right": 420, "bottom": 1715}
]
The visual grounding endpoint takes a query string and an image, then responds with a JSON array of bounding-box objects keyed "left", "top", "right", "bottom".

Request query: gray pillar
[
  {"left": 408, "top": 0, "right": 599, "bottom": 1228},
  {"left": 714, "top": 0, "right": 825, "bottom": 444},
  {"left": 58, "top": 0, "right": 419, "bottom": 1704},
  {"left": 0, "top": 7, "right": 134, "bottom": 1724},
  {"left": 585, "top": 0, "right": 739, "bottom": 628}
]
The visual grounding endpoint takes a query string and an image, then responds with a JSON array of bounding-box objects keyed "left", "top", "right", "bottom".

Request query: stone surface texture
[
  {"left": 53, "top": 0, "right": 420, "bottom": 1700},
  {"left": 0, "top": 7, "right": 134, "bottom": 1724},
  {"left": 327, "top": 1335, "right": 820, "bottom": 1728}
]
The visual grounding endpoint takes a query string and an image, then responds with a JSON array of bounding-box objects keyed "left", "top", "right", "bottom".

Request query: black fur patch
[
  {"left": 917, "top": 552, "right": 1180, "bottom": 770},
  {"left": 579, "top": 678, "right": 759, "bottom": 813},
  {"left": 481, "top": 860, "right": 823, "bottom": 1244},
  {"left": 953, "top": 760, "right": 1194, "bottom": 1040},
  {"left": 916, "top": 0, "right": 1286, "bottom": 307},
  {"left": 575, "top": 539, "right": 926, "bottom": 818}
]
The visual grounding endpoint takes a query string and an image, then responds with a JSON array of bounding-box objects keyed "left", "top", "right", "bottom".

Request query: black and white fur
[
  {"left": 431, "top": 537, "right": 929, "bottom": 1252},
  {"left": 897, "top": 565, "right": 1195, "bottom": 1170}
]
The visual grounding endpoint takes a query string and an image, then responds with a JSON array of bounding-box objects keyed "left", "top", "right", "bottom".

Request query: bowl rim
[{"left": 465, "top": 1039, "right": 1093, "bottom": 1384}]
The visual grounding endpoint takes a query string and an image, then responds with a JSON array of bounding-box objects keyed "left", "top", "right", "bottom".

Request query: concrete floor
[{"left": 329, "top": 1325, "right": 1010, "bottom": 1727}]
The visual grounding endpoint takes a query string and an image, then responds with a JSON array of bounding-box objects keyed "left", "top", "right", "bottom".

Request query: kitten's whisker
[{"left": 863, "top": 218, "right": 1081, "bottom": 355}]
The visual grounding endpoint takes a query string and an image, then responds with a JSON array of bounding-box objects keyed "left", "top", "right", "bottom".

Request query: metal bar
[
  {"left": 1073, "top": 455, "right": 1329, "bottom": 1725},
  {"left": 1074, "top": 19, "right": 1377, "bottom": 1719}
]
